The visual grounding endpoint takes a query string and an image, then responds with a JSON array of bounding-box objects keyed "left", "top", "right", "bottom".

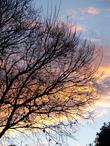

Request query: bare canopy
[{"left": 0, "top": 0, "right": 99, "bottom": 139}]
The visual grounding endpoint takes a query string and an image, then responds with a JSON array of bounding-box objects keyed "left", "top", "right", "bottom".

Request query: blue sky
[
  {"left": 0, "top": 0, "right": 110, "bottom": 146},
  {"left": 34, "top": 0, "right": 110, "bottom": 48}
]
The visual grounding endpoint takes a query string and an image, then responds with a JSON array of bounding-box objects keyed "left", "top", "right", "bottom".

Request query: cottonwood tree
[{"left": 0, "top": 0, "right": 99, "bottom": 141}]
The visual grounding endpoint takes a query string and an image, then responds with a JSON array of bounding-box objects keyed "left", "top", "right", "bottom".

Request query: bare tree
[{"left": 0, "top": 0, "right": 99, "bottom": 140}]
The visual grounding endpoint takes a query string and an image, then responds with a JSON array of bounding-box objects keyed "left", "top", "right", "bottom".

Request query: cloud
[
  {"left": 95, "top": 76, "right": 110, "bottom": 108},
  {"left": 83, "top": 36, "right": 101, "bottom": 43},
  {"left": 102, "top": 77, "right": 110, "bottom": 86},
  {"left": 96, "top": 97, "right": 110, "bottom": 108},
  {"left": 107, "top": 8, "right": 110, "bottom": 12},
  {"left": 95, "top": 109, "right": 108, "bottom": 118},
  {"left": 80, "top": 7, "right": 100, "bottom": 15},
  {"left": 67, "top": 24, "right": 86, "bottom": 32},
  {"left": 97, "top": 77, "right": 110, "bottom": 95},
  {"left": 66, "top": 9, "right": 77, "bottom": 17},
  {"left": 37, "top": 144, "right": 47, "bottom": 146},
  {"left": 72, "top": 24, "right": 86, "bottom": 32}
]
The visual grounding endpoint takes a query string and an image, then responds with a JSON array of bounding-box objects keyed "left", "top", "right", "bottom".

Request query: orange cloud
[
  {"left": 81, "top": 7, "right": 100, "bottom": 15},
  {"left": 95, "top": 96, "right": 110, "bottom": 108}
]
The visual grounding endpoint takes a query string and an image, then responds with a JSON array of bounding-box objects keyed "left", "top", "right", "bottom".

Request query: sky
[
  {"left": 0, "top": 0, "right": 110, "bottom": 146},
  {"left": 32, "top": 0, "right": 110, "bottom": 146},
  {"left": 34, "top": 0, "right": 110, "bottom": 146}
]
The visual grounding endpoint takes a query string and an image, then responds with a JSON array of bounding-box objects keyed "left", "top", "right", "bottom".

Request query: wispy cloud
[
  {"left": 80, "top": 7, "right": 100, "bottom": 15},
  {"left": 67, "top": 24, "right": 86, "bottom": 32},
  {"left": 97, "top": 77, "right": 110, "bottom": 95},
  {"left": 95, "top": 109, "right": 108, "bottom": 118},
  {"left": 83, "top": 36, "right": 101, "bottom": 43},
  {"left": 66, "top": 9, "right": 77, "bottom": 17},
  {"left": 95, "top": 76, "right": 110, "bottom": 108},
  {"left": 107, "top": 8, "right": 110, "bottom": 12}
]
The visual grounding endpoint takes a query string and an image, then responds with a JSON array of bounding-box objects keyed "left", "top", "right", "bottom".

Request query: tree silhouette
[
  {"left": 94, "top": 122, "right": 110, "bottom": 146},
  {"left": 0, "top": 0, "right": 99, "bottom": 140},
  {"left": 88, "top": 122, "right": 110, "bottom": 146}
]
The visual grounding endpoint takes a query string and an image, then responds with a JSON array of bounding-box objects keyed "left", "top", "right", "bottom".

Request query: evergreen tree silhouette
[{"left": 93, "top": 122, "right": 110, "bottom": 146}]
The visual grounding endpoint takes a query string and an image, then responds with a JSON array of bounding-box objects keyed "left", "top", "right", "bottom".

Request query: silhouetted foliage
[
  {"left": 0, "top": 0, "right": 99, "bottom": 141},
  {"left": 88, "top": 122, "right": 110, "bottom": 146},
  {"left": 94, "top": 122, "right": 110, "bottom": 146}
]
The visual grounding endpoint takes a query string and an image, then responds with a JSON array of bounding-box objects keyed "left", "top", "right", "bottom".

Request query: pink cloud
[
  {"left": 67, "top": 24, "right": 86, "bottom": 32},
  {"left": 81, "top": 7, "right": 100, "bottom": 15}
]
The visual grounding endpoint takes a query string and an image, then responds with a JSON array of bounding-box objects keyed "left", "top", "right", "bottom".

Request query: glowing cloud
[
  {"left": 95, "top": 74, "right": 110, "bottom": 108},
  {"left": 96, "top": 96, "right": 110, "bottom": 108},
  {"left": 81, "top": 7, "right": 100, "bottom": 15}
]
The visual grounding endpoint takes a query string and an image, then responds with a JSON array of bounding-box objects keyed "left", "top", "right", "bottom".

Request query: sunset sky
[
  {"left": 34, "top": 0, "right": 110, "bottom": 146},
  {"left": 1, "top": 0, "right": 110, "bottom": 146}
]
